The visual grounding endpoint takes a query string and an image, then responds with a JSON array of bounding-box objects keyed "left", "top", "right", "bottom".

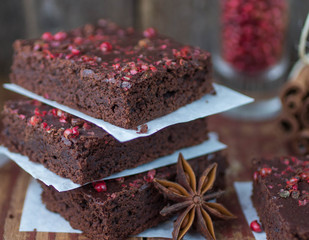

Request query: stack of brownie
[{"left": 1, "top": 19, "right": 228, "bottom": 239}]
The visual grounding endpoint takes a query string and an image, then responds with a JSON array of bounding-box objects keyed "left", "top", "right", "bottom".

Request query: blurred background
[{"left": 0, "top": 0, "right": 309, "bottom": 113}]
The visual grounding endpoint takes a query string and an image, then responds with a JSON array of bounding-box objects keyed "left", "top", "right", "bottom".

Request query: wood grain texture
[{"left": 0, "top": 100, "right": 289, "bottom": 239}]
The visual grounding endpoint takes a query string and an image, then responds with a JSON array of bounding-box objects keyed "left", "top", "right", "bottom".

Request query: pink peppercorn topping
[
  {"left": 112, "top": 63, "right": 120, "bottom": 70},
  {"left": 54, "top": 31, "right": 67, "bottom": 41},
  {"left": 298, "top": 199, "right": 309, "bottom": 206},
  {"left": 149, "top": 65, "right": 157, "bottom": 72},
  {"left": 253, "top": 171, "right": 259, "bottom": 182},
  {"left": 250, "top": 220, "right": 263, "bottom": 233},
  {"left": 74, "top": 37, "right": 83, "bottom": 44},
  {"left": 29, "top": 116, "right": 42, "bottom": 126},
  {"left": 300, "top": 172, "right": 309, "bottom": 181},
  {"left": 63, "top": 129, "right": 73, "bottom": 139},
  {"left": 180, "top": 46, "right": 191, "bottom": 58},
  {"left": 72, "top": 126, "right": 79, "bottom": 137},
  {"left": 143, "top": 27, "right": 156, "bottom": 38},
  {"left": 92, "top": 181, "right": 107, "bottom": 192},
  {"left": 41, "top": 32, "right": 54, "bottom": 41},
  {"left": 34, "top": 108, "right": 40, "bottom": 116},
  {"left": 59, "top": 117, "right": 67, "bottom": 123},
  {"left": 71, "top": 48, "right": 80, "bottom": 55},
  {"left": 286, "top": 177, "right": 299, "bottom": 186},
  {"left": 51, "top": 108, "right": 57, "bottom": 116},
  {"left": 41, "top": 122, "right": 48, "bottom": 129},
  {"left": 100, "top": 42, "right": 113, "bottom": 52},
  {"left": 130, "top": 69, "right": 138, "bottom": 75},
  {"left": 144, "top": 169, "right": 156, "bottom": 182},
  {"left": 141, "top": 64, "right": 149, "bottom": 71},
  {"left": 82, "top": 122, "right": 92, "bottom": 130},
  {"left": 260, "top": 168, "right": 272, "bottom": 177}
]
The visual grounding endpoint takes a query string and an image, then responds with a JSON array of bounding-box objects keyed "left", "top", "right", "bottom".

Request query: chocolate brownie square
[
  {"left": 252, "top": 156, "right": 309, "bottom": 240},
  {"left": 10, "top": 19, "right": 214, "bottom": 129},
  {"left": 1, "top": 99, "right": 209, "bottom": 184},
  {"left": 41, "top": 152, "right": 227, "bottom": 240}
]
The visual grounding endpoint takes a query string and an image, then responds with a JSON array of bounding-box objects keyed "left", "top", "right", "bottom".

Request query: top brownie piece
[
  {"left": 10, "top": 19, "right": 214, "bottom": 129},
  {"left": 252, "top": 156, "right": 309, "bottom": 240}
]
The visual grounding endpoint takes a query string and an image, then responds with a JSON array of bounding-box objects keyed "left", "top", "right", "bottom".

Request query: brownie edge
[{"left": 41, "top": 152, "right": 227, "bottom": 240}]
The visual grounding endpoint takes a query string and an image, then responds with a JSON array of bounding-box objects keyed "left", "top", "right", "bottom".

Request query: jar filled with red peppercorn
[{"left": 214, "top": 0, "right": 290, "bottom": 119}]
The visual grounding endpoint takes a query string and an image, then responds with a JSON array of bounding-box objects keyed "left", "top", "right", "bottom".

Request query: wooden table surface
[{"left": 0, "top": 84, "right": 288, "bottom": 240}]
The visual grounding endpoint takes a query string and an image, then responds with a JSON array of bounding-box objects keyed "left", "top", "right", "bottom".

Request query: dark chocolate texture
[
  {"left": 252, "top": 156, "right": 309, "bottom": 240},
  {"left": 10, "top": 19, "right": 214, "bottom": 129},
  {"left": 41, "top": 152, "right": 227, "bottom": 240},
  {"left": 1, "top": 99, "right": 209, "bottom": 184}
]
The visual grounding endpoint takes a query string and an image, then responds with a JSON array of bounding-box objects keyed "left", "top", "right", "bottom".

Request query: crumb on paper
[{"left": 137, "top": 124, "right": 148, "bottom": 134}]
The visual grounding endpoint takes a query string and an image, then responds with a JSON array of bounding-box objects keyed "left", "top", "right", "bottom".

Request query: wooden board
[{"left": 0, "top": 103, "right": 288, "bottom": 239}]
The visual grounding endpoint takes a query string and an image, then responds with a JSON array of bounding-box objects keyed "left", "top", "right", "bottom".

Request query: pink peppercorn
[
  {"left": 63, "top": 129, "right": 73, "bottom": 139},
  {"left": 92, "top": 181, "right": 107, "bottom": 192},
  {"left": 29, "top": 116, "right": 42, "bottom": 126},
  {"left": 250, "top": 220, "right": 263, "bottom": 233},
  {"left": 220, "top": 0, "right": 288, "bottom": 72},
  {"left": 41, "top": 32, "right": 54, "bottom": 41},
  {"left": 100, "top": 42, "right": 112, "bottom": 52},
  {"left": 54, "top": 31, "right": 67, "bottom": 41},
  {"left": 143, "top": 27, "right": 156, "bottom": 38}
]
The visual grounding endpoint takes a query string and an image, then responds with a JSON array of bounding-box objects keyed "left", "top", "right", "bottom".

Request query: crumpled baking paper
[
  {"left": 4, "top": 83, "right": 253, "bottom": 142},
  {"left": 0, "top": 132, "right": 226, "bottom": 192},
  {"left": 20, "top": 180, "right": 265, "bottom": 239}
]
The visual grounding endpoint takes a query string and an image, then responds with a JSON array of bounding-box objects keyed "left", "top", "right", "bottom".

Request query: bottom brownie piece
[
  {"left": 41, "top": 152, "right": 227, "bottom": 240},
  {"left": 252, "top": 156, "right": 309, "bottom": 240}
]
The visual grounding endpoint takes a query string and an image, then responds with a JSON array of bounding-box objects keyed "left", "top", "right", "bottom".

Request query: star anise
[{"left": 153, "top": 153, "right": 236, "bottom": 240}]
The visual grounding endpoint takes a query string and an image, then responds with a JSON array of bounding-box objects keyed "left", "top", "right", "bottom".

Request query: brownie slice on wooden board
[
  {"left": 252, "top": 156, "right": 309, "bottom": 240},
  {"left": 1, "top": 99, "right": 209, "bottom": 184},
  {"left": 10, "top": 19, "right": 214, "bottom": 129},
  {"left": 41, "top": 152, "right": 227, "bottom": 240}
]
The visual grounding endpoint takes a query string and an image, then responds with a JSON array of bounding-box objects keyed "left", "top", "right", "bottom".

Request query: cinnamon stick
[
  {"left": 280, "top": 65, "right": 309, "bottom": 114},
  {"left": 278, "top": 114, "right": 300, "bottom": 139},
  {"left": 280, "top": 80, "right": 307, "bottom": 114}
]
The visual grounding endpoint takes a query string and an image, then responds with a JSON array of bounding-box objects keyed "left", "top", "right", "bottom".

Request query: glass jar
[{"left": 213, "top": 0, "right": 290, "bottom": 119}]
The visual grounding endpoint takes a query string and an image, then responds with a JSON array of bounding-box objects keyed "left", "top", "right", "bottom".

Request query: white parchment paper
[
  {"left": 234, "top": 182, "right": 266, "bottom": 240},
  {"left": 20, "top": 179, "right": 81, "bottom": 233},
  {"left": 0, "top": 132, "right": 226, "bottom": 192},
  {"left": 0, "top": 154, "right": 9, "bottom": 168},
  {"left": 4, "top": 83, "right": 253, "bottom": 142},
  {"left": 20, "top": 179, "right": 207, "bottom": 239}
]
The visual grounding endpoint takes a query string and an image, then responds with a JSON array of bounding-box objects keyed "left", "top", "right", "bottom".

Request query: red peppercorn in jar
[
  {"left": 213, "top": 0, "right": 290, "bottom": 119},
  {"left": 220, "top": 0, "right": 289, "bottom": 73}
]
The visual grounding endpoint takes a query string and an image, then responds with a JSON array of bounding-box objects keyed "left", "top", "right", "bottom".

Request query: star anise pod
[{"left": 154, "top": 153, "right": 236, "bottom": 240}]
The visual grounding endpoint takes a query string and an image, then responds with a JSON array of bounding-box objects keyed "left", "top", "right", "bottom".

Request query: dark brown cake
[
  {"left": 252, "top": 156, "right": 309, "bottom": 240},
  {"left": 10, "top": 19, "right": 214, "bottom": 129},
  {"left": 41, "top": 152, "right": 227, "bottom": 240},
  {"left": 1, "top": 99, "right": 209, "bottom": 184}
]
